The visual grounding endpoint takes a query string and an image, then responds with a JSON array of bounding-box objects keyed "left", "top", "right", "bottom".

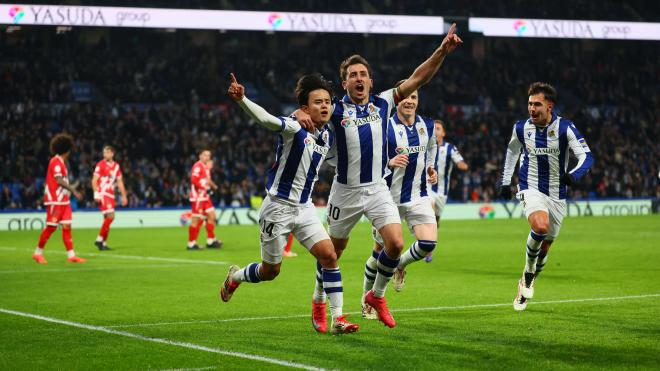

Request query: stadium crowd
[{"left": 0, "top": 23, "right": 657, "bottom": 210}]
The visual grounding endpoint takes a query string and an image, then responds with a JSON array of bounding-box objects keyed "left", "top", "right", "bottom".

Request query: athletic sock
[
  {"left": 34, "top": 247, "right": 44, "bottom": 255},
  {"left": 232, "top": 263, "right": 262, "bottom": 283},
  {"left": 37, "top": 225, "right": 57, "bottom": 249},
  {"left": 372, "top": 249, "right": 400, "bottom": 298},
  {"left": 525, "top": 229, "right": 546, "bottom": 273},
  {"left": 363, "top": 250, "right": 379, "bottom": 293},
  {"left": 398, "top": 240, "right": 436, "bottom": 269},
  {"left": 188, "top": 223, "right": 201, "bottom": 246},
  {"left": 313, "top": 261, "right": 327, "bottom": 303},
  {"left": 322, "top": 267, "right": 343, "bottom": 319},
  {"left": 535, "top": 249, "right": 549, "bottom": 277},
  {"left": 205, "top": 221, "right": 215, "bottom": 239},
  {"left": 99, "top": 217, "right": 113, "bottom": 241},
  {"left": 62, "top": 228, "right": 74, "bottom": 251}
]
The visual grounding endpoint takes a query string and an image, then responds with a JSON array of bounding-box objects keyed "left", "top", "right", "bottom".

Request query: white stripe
[
  {"left": 0, "top": 247, "right": 228, "bottom": 266},
  {"left": 106, "top": 293, "right": 660, "bottom": 329},
  {"left": 0, "top": 263, "right": 187, "bottom": 274},
  {"left": 0, "top": 308, "right": 324, "bottom": 371}
]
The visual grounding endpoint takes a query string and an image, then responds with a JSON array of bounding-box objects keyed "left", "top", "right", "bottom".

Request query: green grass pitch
[{"left": 1, "top": 215, "right": 659, "bottom": 370}]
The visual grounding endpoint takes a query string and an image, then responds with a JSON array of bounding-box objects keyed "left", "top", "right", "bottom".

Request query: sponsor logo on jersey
[
  {"left": 530, "top": 147, "right": 560, "bottom": 155},
  {"left": 396, "top": 145, "right": 426, "bottom": 155},
  {"left": 341, "top": 113, "right": 382, "bottom": 128}
]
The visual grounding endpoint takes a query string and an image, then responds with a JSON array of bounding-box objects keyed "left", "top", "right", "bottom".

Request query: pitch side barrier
[{"left": 0, "top": 199, "right": 654, "bottom": 231}]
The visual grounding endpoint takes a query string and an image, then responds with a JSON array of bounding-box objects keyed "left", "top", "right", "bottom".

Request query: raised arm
[
  {"left": 228, "top": 73, "right": 283, "bottom": 131},
  {"left": 397, "top": 23, "right": 463, "bottom": 100}
]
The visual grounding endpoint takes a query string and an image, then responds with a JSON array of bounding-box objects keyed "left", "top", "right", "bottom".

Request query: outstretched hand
[
  {"left": 439, "top": 23, "right": 463, "bottom": 55},
  {"left": 227, "top": 73, "right": 245, "bottom": 101}
]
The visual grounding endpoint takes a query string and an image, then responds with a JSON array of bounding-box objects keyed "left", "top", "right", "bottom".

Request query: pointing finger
[
  {"left": 230, "top": 73, "right": 238, "bottom": 84},
  {"left": 447, "top": 23, "right": 456, "bottom": 36}
]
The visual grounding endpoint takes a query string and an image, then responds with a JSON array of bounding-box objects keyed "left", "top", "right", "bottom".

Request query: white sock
[
  {"left": 398, "top": 240, "right": 436, "bottom": 269},
  {"left": 187, "top": 241, "right": 196, "bottom": 247},
  {"left": 363, "top": 250, "right": 378, "bottom": 293},
  {"left": 372, "top": 250, "right": 400, "bottom": 298},
  {"left": 525, "top": 230, "right": 546, "bottom": 273},
  {"left": 207, "top": 238, "right": 215, "bottom": 245},
  {"left": 34, "top": 247, "right": 44, "bottom": 255},
  {"left": 322, "top": 267, "right": 343, "bottom": 319},
  {"left": 96, "top": 236, "right": 104, "bottom": 242},
  {"left": 67, "top": 250, "right": 76, "bottom": 258},
  {"left": 313, "top": 262, "right": 327, "bottom": 303}
]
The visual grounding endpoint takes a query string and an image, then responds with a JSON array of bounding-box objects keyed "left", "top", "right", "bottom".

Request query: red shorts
[
  {"left": 98, "top": 196, "right": 116, "bottom": 214},
  {"left": 46, "top": 204, "right": 72, "bottom": 226},
  {"left": 191, "top": 199, "right": 215, "bottom": 218}
]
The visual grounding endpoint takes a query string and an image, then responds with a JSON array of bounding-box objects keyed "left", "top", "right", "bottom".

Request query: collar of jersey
[
  {"left": 341, "top": 94, "right": 374, "bottom": 106},
  {"left": 392, "top": 112, "right": 420, "bottom": 128},
  {"left": 531, "top": 112, "right": 559, "bottom": 130}
]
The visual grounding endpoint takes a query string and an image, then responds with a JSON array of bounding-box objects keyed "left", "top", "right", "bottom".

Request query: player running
[
  {"left": 296, "top": 23, "right": 462, "bottom": 328},
  {"left": 187, "top": 149, "right": 223, "bottom": 250},
  {"left": 499, "top": 82, "right": 594, "bottom": 311},
  {"left": 365, "top": 82, "right": 439, "bottom": 307},
  {"left": 221, "top": 73, "right": 359, "bottom": 335},
  {"left": 425, "top": 119, "right": 468, "bottom": 262},
  {"left": 92, "top": 145, "right": 127, "bottom": 250},
  {"left": 32, "top": 133, "right": 86, "bottom": 264}
]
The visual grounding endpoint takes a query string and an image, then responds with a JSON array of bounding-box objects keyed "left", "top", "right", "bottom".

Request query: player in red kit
[
  {"left": 32, "top": 133, "right": 86, "bottom": 264},
  {"left": 187, "top": 149, "right": 223, "bottom": 250},
  {"left": 92, "top": 145, "right": 128, "bottom": 250}
]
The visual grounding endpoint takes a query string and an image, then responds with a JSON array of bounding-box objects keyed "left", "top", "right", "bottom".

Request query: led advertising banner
[
  {"left": 0, "top": 4, "right": 445, "bottom": 35},
  {"left": 469, "top": 17, "right": 660, "bottom": 40}
]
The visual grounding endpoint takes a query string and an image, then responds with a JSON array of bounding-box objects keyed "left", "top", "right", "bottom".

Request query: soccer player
[
  {"left": 296, "top": 23, "right": 462, "bottom": 328},
  {"left": 425, "top": 119, "right": 468, "bottom": 262},
  {"left": 365, "top": 81, "right": 439, "bottom": 307},
  {"left": 92, "top": 145, "right": 127, "bottom": 250},
  {"left": 32, "top": 133, "right": 86, "bottom": 264},
  {"left": 499, "top": 82, "right": 594, "bottom": 311},
  {"left": 221, "top": 73, "right": 359, "bottom": 335},
  {"left": 187, "top": 149, "right": 222, "bottom": 250}
]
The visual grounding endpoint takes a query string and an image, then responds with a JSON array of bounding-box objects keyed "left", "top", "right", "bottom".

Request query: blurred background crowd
[{"left": 1, "top": 1, "right": 658, "bottom": 209}]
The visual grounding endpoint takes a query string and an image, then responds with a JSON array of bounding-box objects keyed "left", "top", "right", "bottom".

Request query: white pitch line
[
  {"left": 0, "top": 308, "right": 324, "bottom": 371},
  {"left": 106, "top": 293, "right": 660, "bottom": 329},
  {"left": 0, "top": 246, "right": 228, "bottom": 266},
  {"left": 0, "top": 263, "right": 188, "bottom": 274}
]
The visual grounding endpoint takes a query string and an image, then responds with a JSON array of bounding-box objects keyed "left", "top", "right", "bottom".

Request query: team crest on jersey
[
  {"left": 549, "top": 130, "right": 556, "bottom": 137},
  {"left": 418, "top": 127, "right": 426, "bottom": 136},
  {"left": 367, "top": 102, "right": 377, "bottom": 113},
  {"left": 321, "top": 131, "right": 329, "bottom": 144}
]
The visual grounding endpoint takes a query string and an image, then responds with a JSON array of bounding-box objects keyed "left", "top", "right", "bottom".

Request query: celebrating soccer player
[
  {"left": 296, "top": 23, "right": 462, "bottom": 328},
  {"left": 364, "top": 81, "right": 439, "bottom": 310},
  {"left": 221, "top": 73, "right": 359, "bottom": 335},
  {"left": 32, "top": 133, "right": 86, "bottom": 264},
  {"left": 92, "top": 145, "right": 127, "bottom": 250},
  {"left": 426, "top": 119, "right": 468, "bottom": 262},
  {"left": 187, "top": 149, "right": 223, "bottom": 250},
  {"left": 499, "top": 82, "right": 594, "bottom": 311}
]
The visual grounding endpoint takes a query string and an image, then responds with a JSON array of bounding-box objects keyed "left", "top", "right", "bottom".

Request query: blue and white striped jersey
[
  {"left": 329, "top": 89, "right": 397, "bottom": 186},
  {"left": 385, "top": 114, "right": 436, "bottom": 204},
  {"left": 266, "top": 117, "right": 334, "bottom": 204},
  {"left": 502, "top": 113, "right": 594, "bottom": 200},
  {"left": 431, "top": 142, "right": 465, "bottom": 196}
]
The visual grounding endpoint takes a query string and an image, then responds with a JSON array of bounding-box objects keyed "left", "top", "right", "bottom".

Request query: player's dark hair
[
  {"left": 528, "top": 82, "right": 557, "bottom": 103},
  {"left": 434, "top": 119, "right": 445, "bottom": 129},
  {"left": 50, "top": 133, "right": 74, "bottom": 155},
  {"left": 103, "top": 145, "right": 115, "bottom": 153},
  {"left": 295, "top": 74, "right": 333, "bottom": 107},
  {"left": 339, "top": 54, "right": 372, "bottom": 81},
  {"left": 198, "top": 148, "right": 211, "bottom": 156}
]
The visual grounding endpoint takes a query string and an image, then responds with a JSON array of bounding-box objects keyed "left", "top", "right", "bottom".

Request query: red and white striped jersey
[
  {"left": 189, "top": 161, "right": 210, "bottom": 202},
  {"left": 44, "top": 155, "right": 70, "bottom": 205},
  {"left": 94, "top": 160, "right": 123, "bottom": 198}
]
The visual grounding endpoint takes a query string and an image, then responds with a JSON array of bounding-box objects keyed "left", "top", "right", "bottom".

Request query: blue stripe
[
  {"left": 558, "top": 120, "right": 569, "bottom": 199},
  {"left": 324, "top": 287, "right": 343, "bottom": 293},
  {"left": 418, "top": 240, "right": 436, "bottom": 252},
  {"left": 409, "top": 246, "right": 423, "bottom": 260},
  {"left": 247, "top": 263, "right": 261, "bottom": 282},
  {"left": 299, "top": 150, "right": 322, "bottom": 204},
  {"left": 400, "top": 125, "right": 420, "bottom": 203},
  {"left": 265, "top": 135, "right": 284, "bottom": 191},
  {"left": 376, "top": 268, "right": 395, "bottom": 277},
  {"left": 275, "top": 129, "right": 307, "bottom": 199},
  {"left": 530, "top": 230, "right": 546, "bottom": 241},
  {"left": 535, "top": 127, "right": 550, "bottom": 196},
  {"left": 377, "top": 250, "right": 399, "bottom": 269},
  {"left": 358, "top": 123, "right": 374, "bottom": 184},
  {"left": 443, "top": 144, "right": 453, "bottom": 196},
  {"left": 515, "top": 121, "right": 529, "bottom": 191},
  {"left": 566, "top": 121, "right": 594, "bottom": 180},
  {"left": 322, "top": 273, "right": 342, "bottom": 283},
  {"left": 364, "top": 272, "right": 376, "bottom": 280},
  {"left": 432, "top": 142, "right": 440, "bottom": 193},
  {"left": 365, "top": 265, "right": 376, "bottom": 274},
  {"left": 372, "top": 250, "right": 379, "bottom": 259},
  {"left": 332, "top": 102, "right": 349, "bottom": 184}
]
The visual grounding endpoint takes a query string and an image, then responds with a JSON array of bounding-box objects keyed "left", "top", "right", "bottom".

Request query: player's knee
[
  {"left": 532, "top": 223, "right": 549, "bottom": 235},
  {"left": 317, "top": 251, "right": 338, "bottom": 268},
  {"left": 260, "top": 264, "right": 280, "bottom": 281}
]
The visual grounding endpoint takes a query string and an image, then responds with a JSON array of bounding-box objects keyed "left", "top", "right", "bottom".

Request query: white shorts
[
  {"left": 430, "top": 192, "right": 447, "bottom": 218},
  {"left": 258, "top": 196, "right": 329, "bottom": 264},
  {"left": 327, "top": 180, "right": 400, "bottom": 239},
  {"left": 372, "top": 196, "right": 436, "bottom": 246},
  {"left": 516, "top": 189, "right": 566, "bottom": 239}
]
